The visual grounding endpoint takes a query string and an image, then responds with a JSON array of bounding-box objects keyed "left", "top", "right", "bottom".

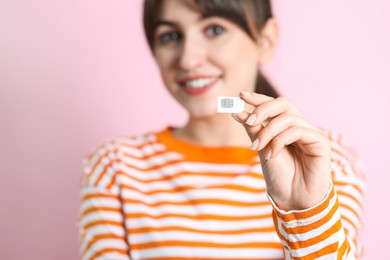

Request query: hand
[{"left": 232, "top": 91, "right": 332, "bottom": 211}]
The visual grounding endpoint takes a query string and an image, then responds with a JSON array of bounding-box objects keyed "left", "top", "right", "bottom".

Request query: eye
[
  {"left": 158, "top": 31, "right": 182, "bottom": 44},
  {"left": 205, "top": 25, "right": 225, "bottom": 37}
]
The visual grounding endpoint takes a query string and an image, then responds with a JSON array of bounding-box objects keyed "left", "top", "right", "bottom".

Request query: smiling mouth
[
  {"left": 182, "top": 77, "right": 218, "bottom": 88},
  {"left": 180, "top": 77, "right": 219, "bottom": 95}
]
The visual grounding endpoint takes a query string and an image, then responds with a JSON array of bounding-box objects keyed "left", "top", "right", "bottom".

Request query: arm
[
  {"left": 78, "top": 141, "right": 131, "bottom": 260},
  {"left": 232, "top": 91, "right": 365, "bottom": 259},
  {"left": 268, "top": 132, "right": 364, "bottom": 259}
]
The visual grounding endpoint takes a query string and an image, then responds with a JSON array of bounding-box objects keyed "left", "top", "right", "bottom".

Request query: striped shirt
[{"left": 78, "top": 127, "right": 365, "bottom": 260}]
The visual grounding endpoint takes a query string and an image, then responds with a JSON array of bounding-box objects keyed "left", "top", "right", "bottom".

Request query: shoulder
[{"left": 81, "top": 129, "right": 167, "bottom": 188}]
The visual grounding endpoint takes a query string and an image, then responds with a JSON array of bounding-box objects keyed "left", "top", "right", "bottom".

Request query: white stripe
[
  {"left": 82, "top": 239, "right": 128, "bottom": 260},
  {"left": 334, "top": 185, "right": 364, "bottom": 205},
  {"left": 117, "top": 134, "right": 156, "bottom": 147},
  {"left": 118, "top": 170, "right": 265, "bottom": 192},
  {"left": 80, "top": 185, "right": 119, "bottom": 197},
  {"left": 131, "top": 247, "right": 283, "bottom": 259},
  {"left": 316, "top": 251, "right": 338, "bottom": 259},
  {"left": 274, "top": 187, "right": 336, "bottom": 226},
  {"left": 121, "top": 188, "right": 269, "bottom": 204},
  {"left": 340, "top": 218, "right": 356, "bottom": 239},
  {"left": 80, "top": 196, "right": 121, "bottom": 213},
  {"left": 120, "top": 143, "right": 165, "bottom": 158},
  {"left": 331, "top": 153, "right": 348, "bottom": 168},
  {"left": 131, "top": 230, "right": 281, "bottom": 244},
  {"left": 275, "top": 216, "right": 289, "bottom": 247},
  {"left": 284, "top": 248, "right": 291, "bottom": 259},
  {"left": 289, "top": 229, "right": 344, "bottom": 257},
  {"left": 126, "top": 216, "right": 275, "bottom": 231},
  {"left": 339, "top": 207, "right": 361, "bottom": 229},
  {"left": 80, "top": 225, "right": 126, "bottom": 254},
  {"left": 97, "top": 166, "right": 117, "bottom": 189},
  {"left": 88, "top": 163, "right": 106, "bottom": 186},
  {"left": 121, "top": 152, "right": 183, "bottom": 169},
  {"left": 338, "top": 194, "right": 363, "bottom": 217},
  {"left": 92, "top": 252, "right": 130, "bottom": 260},
  {"left": 81, "top": 211, "right": 123, "bottom": 227},
  {"left": 123, "top": 203, "right": 273, "bottom": 217},
  {"left": 287, "top": 206, "right": 340, "bottom": 242}
]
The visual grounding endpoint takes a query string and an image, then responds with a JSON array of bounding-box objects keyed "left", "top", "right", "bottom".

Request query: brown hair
[{"left": 143, "top": 0, "right": 279, "bottom": 98}]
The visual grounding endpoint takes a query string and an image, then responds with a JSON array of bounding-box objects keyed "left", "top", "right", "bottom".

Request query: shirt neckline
[{"left": 155, "top": 127, "right": 259, "bottom": 164}]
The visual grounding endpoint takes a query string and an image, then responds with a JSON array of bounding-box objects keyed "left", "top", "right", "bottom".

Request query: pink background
[{"left": 1, "top": 0, "right": 389, "bottom": 259}]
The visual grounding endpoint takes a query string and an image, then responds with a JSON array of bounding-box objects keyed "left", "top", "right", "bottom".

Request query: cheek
[
  {"left": 155, "top": 49, "right": 177, "bottom": 79},
  {"left": 210, "top": 39, "right": 259, "bottom": 87}
]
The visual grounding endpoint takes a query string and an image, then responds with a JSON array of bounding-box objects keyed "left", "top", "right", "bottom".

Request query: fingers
[
  {"left": 254, "top": 113, "right": 320, "bottom": 151},
  {"left": 232, "top": 91, "right": 326, "bottom": 155},
  {"left": 242, "top": 95, "right": 302, "bottom": 128},
  {"left": 265, "top": 126, "right": 330, "bottom": 160},
  {"left": 239, "top": 91, "right": 274, "bottom": 106}
]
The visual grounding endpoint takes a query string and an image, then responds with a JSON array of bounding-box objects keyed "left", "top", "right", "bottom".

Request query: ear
[{"left": 257, "top": 18, "right": 279, "bottom": 65}]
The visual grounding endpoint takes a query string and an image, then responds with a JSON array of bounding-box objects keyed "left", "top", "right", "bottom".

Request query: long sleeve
[
  {"left": 268, "top": 132, "right": 365, "bottom": 259},
  {"left": 78, "top": 141, "right": 131, "bottom": 260}
]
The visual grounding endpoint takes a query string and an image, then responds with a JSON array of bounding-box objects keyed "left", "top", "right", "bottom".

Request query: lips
[{"left": 178, "top": 76, "right": 220, "bottom": 95}]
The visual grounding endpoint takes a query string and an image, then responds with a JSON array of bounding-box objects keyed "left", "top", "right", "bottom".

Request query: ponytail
[{"left": 255, "top": 72, "right": 279, "bottom": 98}]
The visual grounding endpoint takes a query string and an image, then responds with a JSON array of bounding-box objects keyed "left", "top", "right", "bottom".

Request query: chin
[{"left": 186, "top": 104, "right": 218, "bottom": 119}]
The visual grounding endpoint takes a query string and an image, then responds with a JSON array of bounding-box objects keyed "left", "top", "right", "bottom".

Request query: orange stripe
[
  {"left": 125, "top": 212, "right": 273, "bottom": 221},
  {"left": 119, "top": 181, "right": 265, "bottom": 195},
  {"left": 122, "top": 149, "right": 166, "bottom": 160},
  {"left": 333, "top": 181, "right": 363, "bottom": 197},
  {"left": 288, "top": 220, "right": 342, "bottom": 250},
  {"left": 123, "top": 198, "right": 270, "bottom": 207},
  {"left": 129, "top": 225, "right": 276, "bottom": 235},
  {"left": 274, "top": 187, "right": 335, "bottom": 222},
  {"left": 121, "top": 158, "right": 184, "bottom": 172},
  {"left": 94, "top": 158, "right": 120, "bottom": 186},
  {"left": 131, "top": 240, "right": 283, "bottom": 250},
  {"left": 340, "top": 216, "right": 358, "bottom": 232},
  {"left": 120, "top": 169, "right": 244, "bottom": 183},
  {"left": 118, "top": 138, "right": 158, "bottom": 150},
  {"left": 82, "top": 234, "right": 126, "bottom": 258},
  {"left": 282, "top": 197, "right": 339, "bottom": 235},
  {"left": 337, "top": 190, "right": 362, "bottom": 208},
  {"left": 106, "top": 171, "right": 118, "bottom": 190},
  {"left": 331, "top": 146, "right": 355, "bottom": 162},
  {"left": 81, "top": 206, "right": 121, "bottom": 218},
  {"left": 339, "top": 203, "right": 362, "bottom": 222},
  {"left": 143, "top": 257, "right": 281, "bottom": 260},
  {"left": 81, "top": 192, "right": 118, "bottom": 202},
  {"left": 84, "top": 220, "right": 124, "bottom": 229},
  {"left": 292, "top": 242, "right": 338, "bottom": 260},
  {"left": 272, "top": 210, "right": 288, "bottom": 244},
  {"left": 88, "top": 248, "right": 128, "bottom": 260},
  {"left": 337, "top": 238, "right": 350, "bottom": 260}
]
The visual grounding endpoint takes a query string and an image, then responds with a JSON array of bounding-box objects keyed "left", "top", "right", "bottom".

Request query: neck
[{"left": 173, "top": 114, "right": 251, "bottom": 147}]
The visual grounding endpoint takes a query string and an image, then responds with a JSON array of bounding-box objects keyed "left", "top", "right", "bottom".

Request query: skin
[{"left": 152, "top": 0, "right": 331, "bottom": 211}]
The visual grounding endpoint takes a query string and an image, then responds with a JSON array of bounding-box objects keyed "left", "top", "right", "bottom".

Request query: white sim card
[{"left": 217, "top": 96, "right": 245, "bottom": 113}]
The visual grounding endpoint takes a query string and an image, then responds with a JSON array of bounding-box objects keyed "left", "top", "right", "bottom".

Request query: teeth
[{"left": 185, "top": 78, "right": 215, "bottom": 88}]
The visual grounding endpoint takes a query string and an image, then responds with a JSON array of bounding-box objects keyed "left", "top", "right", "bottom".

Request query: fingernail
[
  {"left": 265, "top": 149, "right": 272, "bottom": 161},
  {"left": 240, "top": 91, "right": 251, "bottom": 97},
  {"left": 246, "top": 114, "right": 257, "bottom": 125},
  {"left": 250, "top": 138, "right": 260, "bottom": 150}
]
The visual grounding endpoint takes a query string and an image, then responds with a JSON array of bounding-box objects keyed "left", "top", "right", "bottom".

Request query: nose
[{"left": 178, "top": 33, "right": 206, "bottom": 71}]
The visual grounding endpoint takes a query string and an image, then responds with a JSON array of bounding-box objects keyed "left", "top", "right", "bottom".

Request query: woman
[{"left": 78, "top": 0, "right": 365, "bottom": 259}]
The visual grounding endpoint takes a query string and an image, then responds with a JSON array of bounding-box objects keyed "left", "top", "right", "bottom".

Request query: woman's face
[{"left": 153, "top": 0, "right": 263, "bottom": 118}]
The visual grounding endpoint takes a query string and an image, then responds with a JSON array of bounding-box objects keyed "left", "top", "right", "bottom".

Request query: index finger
[{"left": 239, "top": 91, "right": 274, "bottom": 106}]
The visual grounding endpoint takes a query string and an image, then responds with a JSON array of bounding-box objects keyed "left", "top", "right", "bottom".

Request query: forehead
[{"left": 158, "top": 0, "right": 201, "bottom": 21}]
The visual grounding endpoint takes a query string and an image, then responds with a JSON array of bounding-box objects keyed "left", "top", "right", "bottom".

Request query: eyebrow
[
  {"left": 153, "top": 15, "right": 213, "bottom": 31},
  {"left": 153, "top": 20, "right": 178, "bottom": 30}
]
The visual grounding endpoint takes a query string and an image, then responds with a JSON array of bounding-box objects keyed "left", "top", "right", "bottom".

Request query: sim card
[{"left": 217, "top": 96, "right": 244, "bottom": 113}]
